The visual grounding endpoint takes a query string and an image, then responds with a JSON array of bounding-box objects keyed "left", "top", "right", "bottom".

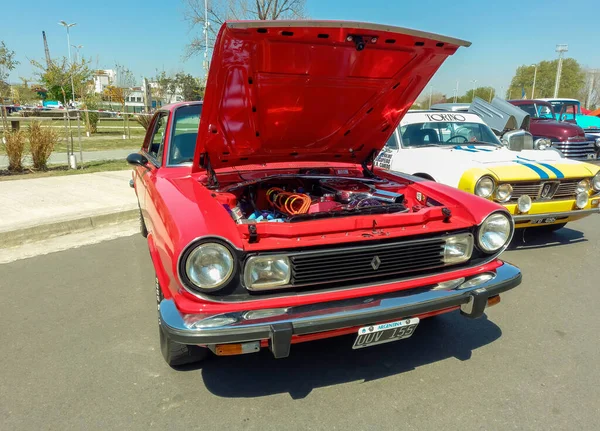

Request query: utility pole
[
  {"left": 553, "top": 44, "right": 568, "bottom": 98},
  {"left": 203, "top": 0, "right": 210, "bottom": 77},
  {"left": 71, "top": 44, "right": 83, "bottom": 63},
  {"left": 428, "top": 86, "right": 433, "bottom": 108},
  {"left": 531, "top": 64, "right": 538, "bottom": 99},
  {"left": 587, "top": 70, "right": 596, "bottom": 108},
  {"left": 58, "top": 21, "right": 77, "bottom": 103},
  {"left": 470, "top": 80, "right": 477, "bottom": 102},
  {"left": 454, "top": 80, "right": 459, "bottom": 103}
]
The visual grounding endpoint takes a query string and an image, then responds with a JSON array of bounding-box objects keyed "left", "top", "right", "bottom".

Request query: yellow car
[{"left": 376, "top": 111, "right": 600, "bottom": 230}]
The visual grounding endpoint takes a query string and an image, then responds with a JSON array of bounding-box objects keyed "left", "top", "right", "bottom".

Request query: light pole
[
  {"left": 454, "top": 80, "right": 459, "bottom": 103},
  {"left": 58, "top": 21, "right": 77, "bottom": 104},
  {"left": 553, "top": 44, "right": 568, "bottom": 98},
  {"left": 470, "top": 80, "right": 477, "bottom": 102},
  {"left": 428, "top": 86, "right": 433, "bottom": 108},
  {"left": 530, "top": 64, "right": 538, "bottom": 99},
  {"left": 71, "top": 44, "right": 83, "bottom": 63}
]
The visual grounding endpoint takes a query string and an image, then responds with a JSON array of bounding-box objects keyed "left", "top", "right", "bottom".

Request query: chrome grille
[
  {"left": 290, "top": 237, "right": 446, "bottom": 286},
  {"left": 508, "top": 179, "right": 581, "bottom": 201},
  {"left": 551, "top": 140, "right": 596, "bottom": 161}
]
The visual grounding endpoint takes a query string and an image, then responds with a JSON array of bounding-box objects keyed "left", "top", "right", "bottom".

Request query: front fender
[{"left": 458, "top": 167, "right": 497, "bottom": 194}]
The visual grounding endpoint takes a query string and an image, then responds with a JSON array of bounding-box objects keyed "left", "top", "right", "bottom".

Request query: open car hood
[{"left": 193, "top": 20, "right": 470, "bottom": 171}]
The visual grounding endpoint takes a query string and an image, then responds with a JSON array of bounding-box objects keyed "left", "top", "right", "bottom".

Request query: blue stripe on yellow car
[
  {"left": 514, "top": 159, "right": 550, "bottom": 179},
  {"left": 516, "top": 156, "right": 565, "bottom": 179}
]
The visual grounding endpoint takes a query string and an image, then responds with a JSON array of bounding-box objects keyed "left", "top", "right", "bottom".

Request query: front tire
[{"left": 156, "top": 276, "right": 208, "bottom": 367}]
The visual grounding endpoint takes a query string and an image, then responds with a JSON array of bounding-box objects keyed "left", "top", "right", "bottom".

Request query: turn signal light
[
  {"left": 214, "top": 341, "right": 260, "bottom": 356},
  {"left": 487, "top": 295, "right": 501, "bottom": 307}
]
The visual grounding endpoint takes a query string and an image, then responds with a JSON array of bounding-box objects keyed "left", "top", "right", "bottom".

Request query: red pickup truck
[{"left": 509, "top": 99, "right": 597, "bottom": 161}]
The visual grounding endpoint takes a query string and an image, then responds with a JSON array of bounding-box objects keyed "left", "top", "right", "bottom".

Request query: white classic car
[{"left": 374, "top": 111, "right": 600, "bottom": 231}]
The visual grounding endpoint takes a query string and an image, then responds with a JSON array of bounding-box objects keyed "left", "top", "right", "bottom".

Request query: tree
[
  {"left": 416, "top": 91, "right": 447, "bottom": 108},
  {"left": 31, "top": 57, "right": 93, "bottom": 104},
  {"left": 581, "top": 69, "right": 600, "bottom": 110},
  {"left": 175, "top": 72, "right": 204, "bottom": 100},
  {"left": 152, "top": 71, "right": 178, "bottom": 105},
  {"left": 0, "top": 41, "right": 19, "bottom": 127},
  {"left": 13, "top": 78, "right": 41, "bottom": 105},
  {"left": 507, "top": 58, "right": 585, "bottom": 100},
  {"left": 183, "top": 0, "right": 307, "bottom": 59},
  {"left": 455, "top": 86, "right": 496, "bottom": 103}
]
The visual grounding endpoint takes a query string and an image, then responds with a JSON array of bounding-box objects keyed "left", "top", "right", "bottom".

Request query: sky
[{"left": 2, "top": 0, "right": 599, "bottom": 97}]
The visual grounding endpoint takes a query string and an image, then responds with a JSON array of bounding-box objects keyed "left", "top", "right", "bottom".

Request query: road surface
[{"left": 1, "top": 218, "right": 599, "bottom": 430}]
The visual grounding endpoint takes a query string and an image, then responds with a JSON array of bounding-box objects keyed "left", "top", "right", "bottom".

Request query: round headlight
[
  {"left": 534, "top": 138, "right": 551, "bottom": 150},
  {"left": 576, "top": 192, "right": 589, "bottom": 209},
  {"left": 478, "top": 212, "right": 512, "bottom": 253},
  {"left": 517, "top": 195, "right": 532, "bottom": 213},
  {"left": 495, "top": 184, "right": 513, "bottom": 203},
  {"left": 593, "top": 172, "right": 600, "bottom": 191},
  {"left": 184, "top": 243, "right": 234, "bottom": 290},
  {"left": 595, "top": 138, "right": 600, "bottom": 148},
  {"left": 475, "top": 176, "right": 495, "bottom": 199},
  {"left": 576, "top": 179, "right": 590, "bottom": 194}
]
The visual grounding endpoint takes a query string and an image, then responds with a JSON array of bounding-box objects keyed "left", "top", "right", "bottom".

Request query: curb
[{"left": 0, "top": 208, "right": 139, "bottom": 249}]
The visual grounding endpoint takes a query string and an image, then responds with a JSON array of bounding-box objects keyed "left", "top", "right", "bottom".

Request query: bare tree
[{"left": 183, "top": 0, "right": 307, "bottom": 59}]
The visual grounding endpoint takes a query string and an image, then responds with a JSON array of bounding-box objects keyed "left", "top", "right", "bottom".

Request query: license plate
[
  {"left": 587, "top": 154, "right": 596, "bottom": 160},
  {"left": 531, "top": 217, "right": 557, "bottom": 224},
  {"left": 352, "top": 318, "right": 419, "bottom": 349}
]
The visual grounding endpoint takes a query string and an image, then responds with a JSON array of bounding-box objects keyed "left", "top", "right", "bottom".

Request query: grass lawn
[
  {"left": 0, "top": 133, "right": 144, "bottom": 154},
  {"left": 0, "top": 159, "right": 130, "bottom": 181}
]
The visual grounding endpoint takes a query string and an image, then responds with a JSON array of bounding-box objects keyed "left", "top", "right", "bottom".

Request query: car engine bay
[{"left": 211, "top": 174, "right": 440, "bottom": 224}]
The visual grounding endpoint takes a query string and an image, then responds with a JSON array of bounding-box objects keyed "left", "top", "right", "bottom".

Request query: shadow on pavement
[
  {"left": 508, "top": 226, "right": 586, "bottom": 250},
  {"left": 191, "top": 312, "right": 501, "bottom": 399}
]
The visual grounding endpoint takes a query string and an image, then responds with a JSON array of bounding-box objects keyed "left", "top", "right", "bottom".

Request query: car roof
[
  {"left": 537, "top": 98, "right": 579, "bottom": 102},
  {"left": 159, "top": 100, "right": 203, "bottom": 112}
]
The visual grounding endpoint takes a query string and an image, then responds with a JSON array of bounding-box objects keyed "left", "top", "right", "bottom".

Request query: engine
[{"left": 213, "top": 177, "right": 411, "bottom": 224}]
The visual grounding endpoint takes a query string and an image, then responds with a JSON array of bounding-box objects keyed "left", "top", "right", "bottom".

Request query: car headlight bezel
[
  {"left": 534, "top": 138, "right": 551, "bottom": 150},
  {"left": 495, "top": 183, "right": 513, "bottom": 203},
  {"left": 477, "top": 211, "right": 514, "bottom": 254},
  {"left": 244, "top": 254, "right": 291, "bottom": 291},
  {"left": 576, "top": 178, "right": 590, "bottom": 194},
  {"left": 592, "top": 172, "right": 600, "bottom": 192},
  {"left": 442, "top": 234, "right": 474, "bottom": 265},
  {"left": 179, "top": 240, "right": 237, "bottom": 293},
  {"left": 595, "top": 137, "right": 600, "bottom": 149},
  {"left": 475, "top": 176, "right": 496, "bottom": 199}
]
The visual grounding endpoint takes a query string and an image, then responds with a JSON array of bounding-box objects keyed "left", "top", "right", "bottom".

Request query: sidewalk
[
  {"left": 0, "top": 170, "right": 138, "bottom": 248},
  {"left": 0, "top": 148, "right": 138, "bottom": 169}
]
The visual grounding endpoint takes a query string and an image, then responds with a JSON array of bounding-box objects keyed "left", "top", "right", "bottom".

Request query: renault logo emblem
[
  {"left": 541, "top": 183, "right": 552, "bottom": 198},
  {"left": 371, "top": 256, "right": 381, "bottom": 270}
]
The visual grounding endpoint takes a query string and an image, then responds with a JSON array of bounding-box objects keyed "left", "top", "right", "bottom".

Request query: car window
[
  {"left": 384, "top": 131, "right": 399, "bottom": 150},
  {"left": 518, "top": 104, "right": 537, "bottom": 117},
  {"left": 168, "top": 104, "right": 202, "bottom": 165},
  {"left": 148, "top": 113, "right": 168, "bottom": 163},
  {"left": 399, "top": 121, "right": 500, "bottom": 147},
  {"left": 536, "top": 105, "right": 554, "bottom": 119}
]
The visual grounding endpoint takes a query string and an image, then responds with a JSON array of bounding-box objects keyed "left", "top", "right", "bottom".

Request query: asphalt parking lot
[{"left": 1, "top": 217, "right": 599, "bottom": 430}]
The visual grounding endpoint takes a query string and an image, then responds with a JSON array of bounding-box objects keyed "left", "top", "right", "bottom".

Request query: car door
[{"left": 136, "top": 111, "right": 170, "bottom": 234}]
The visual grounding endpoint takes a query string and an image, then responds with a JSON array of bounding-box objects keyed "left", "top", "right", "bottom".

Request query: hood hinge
[{"left": 361, "top": 148, "right": 378, "bottom": 178}]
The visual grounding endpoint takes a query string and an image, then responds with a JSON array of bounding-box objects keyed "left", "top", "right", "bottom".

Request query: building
[{"left": 93, "top": 69, "right": 116, "bottom": 94}]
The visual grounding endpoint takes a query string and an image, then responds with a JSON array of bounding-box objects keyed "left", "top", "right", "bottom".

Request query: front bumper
[
  {"left": 504, "top": 199, "right": 600, "bottom": 227},
  {"left": 159, "top": 262, "right": 522, "bottom": 358}
]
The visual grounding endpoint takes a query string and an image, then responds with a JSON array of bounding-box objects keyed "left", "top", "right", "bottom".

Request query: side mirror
[
  {"left": 501, "top": 129, "right": 534, "bottom": 151},
  {"left": 126, "top": 153, "right": 150, "bottom": 169}
]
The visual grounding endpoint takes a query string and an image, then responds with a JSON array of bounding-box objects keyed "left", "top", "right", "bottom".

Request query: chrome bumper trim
[
  {"left": 159, "top": 263, "right": 522, "bottom": 358},
  {"left": 513, "top": 208, "right": 600, "bottom": 221}
]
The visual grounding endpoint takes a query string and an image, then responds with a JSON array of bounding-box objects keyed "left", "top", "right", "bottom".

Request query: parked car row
[{"left": 125, "top": 21, "right": 595, "bottom": 368}]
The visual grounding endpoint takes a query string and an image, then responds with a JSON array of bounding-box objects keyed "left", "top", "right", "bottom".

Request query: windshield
[
  {"left": 549, "top": 100, "right": 581, "bottom": 116},
  {"left": 399, "top": 121, "right": 502, "bottom": 147},
  {"left": 168, "top": 104, "right": 202, "bottom": 165},
  {"left": 518, "top": 103, "right": 555, "bottom": 119}
]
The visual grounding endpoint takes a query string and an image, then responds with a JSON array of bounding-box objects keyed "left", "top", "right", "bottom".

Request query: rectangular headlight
[
  {"left": 443, "top": 234, "right": 474, "bottom": 264},
  {"left": 244, "top": 255, "right": 291, "bottom": 291}
]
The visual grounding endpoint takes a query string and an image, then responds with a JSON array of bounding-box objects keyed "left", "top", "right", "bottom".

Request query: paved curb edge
[{"left": 0, "top": 209, "right": 139, "bottom": 249}]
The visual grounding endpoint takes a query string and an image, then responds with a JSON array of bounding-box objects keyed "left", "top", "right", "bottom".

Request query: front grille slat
[
  {"left": 551, "top": 141, "right": 596, "bottom": 160},
  {"left": 507, "top": 179, "right": 583, "bottom": 201},
  {"left": 290, "top": 237, "right": 449, "bottom": 286}
]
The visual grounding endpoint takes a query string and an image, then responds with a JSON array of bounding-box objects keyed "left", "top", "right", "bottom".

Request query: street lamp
[
  {"left": 470, "top": 80, "right": 477, "bottom": 102},
  {"left": 553, "top": 44, "right": 568, "bottom": 98},
  {"left": 58, "top": 21, "right": 77, "bottom": 104},
  {"left": 531, "top": 64, "right": 538, "bottom": 99},
  {"left": 71, "top": 44, "right": 83, "bottom": 63}
]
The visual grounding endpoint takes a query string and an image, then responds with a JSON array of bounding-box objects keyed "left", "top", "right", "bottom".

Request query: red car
[{"left": 127, "top": 21, "right": 521, "bottom": 367}]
